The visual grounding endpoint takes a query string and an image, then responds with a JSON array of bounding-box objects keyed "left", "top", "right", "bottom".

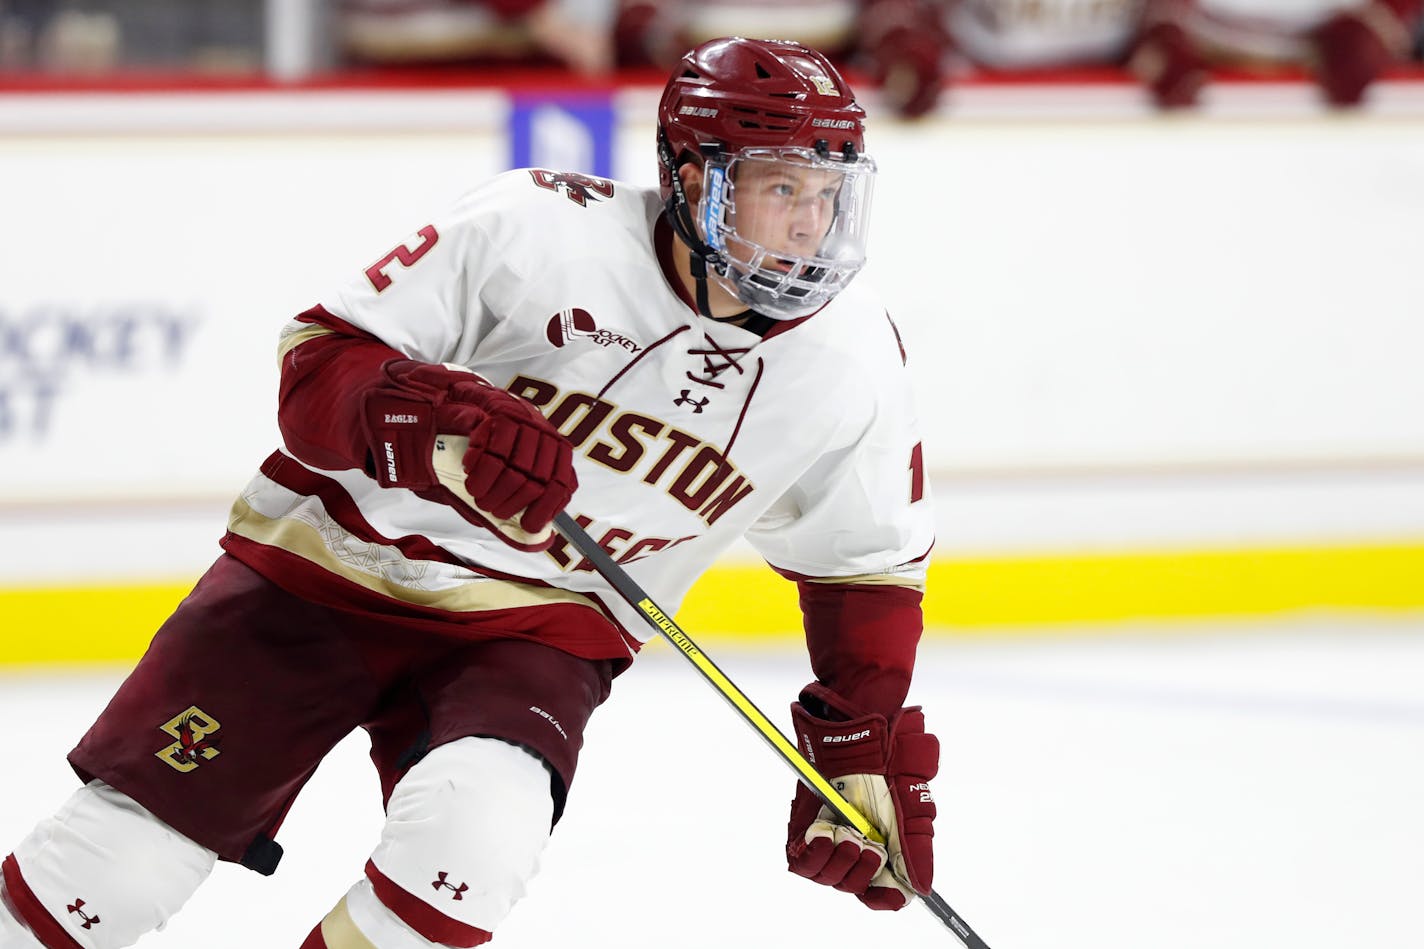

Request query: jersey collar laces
[
  {"left": 591, "top": 322, "right": 765, "bottom": 456},
  {"left": 686, "top": 336, "right": 752, "bottom": 390}
]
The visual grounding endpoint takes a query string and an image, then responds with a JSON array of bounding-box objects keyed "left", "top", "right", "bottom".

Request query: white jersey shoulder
[
  {"left": 448, "top": 167, "right": 656, "bottom": 258},
  {"left": 320, "top": 169, "right": 663, "bottom": 368}
]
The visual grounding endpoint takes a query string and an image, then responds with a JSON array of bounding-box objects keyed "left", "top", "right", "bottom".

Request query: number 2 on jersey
[{"left": 365, "top": 225, "right": 439, "bottom": 292}]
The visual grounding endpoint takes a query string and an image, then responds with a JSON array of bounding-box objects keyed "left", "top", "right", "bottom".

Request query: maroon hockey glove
[
  {"left": 1310, "top": 0, "right": 1416, "bottom": 106},
  {"left": 786, "top": 683, "right": 938, "bottom": 911},
  {"left": 362, "top": 359, "right": 576, "bottom": 550},
  {"left": 859, "top": 0, "right": 950, "bottom": 118}
]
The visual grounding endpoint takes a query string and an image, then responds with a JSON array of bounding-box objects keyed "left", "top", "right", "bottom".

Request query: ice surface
[{"left": 2, "top": 617, "right": 1422, "bottom": 948}]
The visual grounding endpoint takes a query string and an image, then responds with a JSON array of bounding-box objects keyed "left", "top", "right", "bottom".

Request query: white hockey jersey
[{"left": 226, "top": 169, "right": 934, "bottom": 659}]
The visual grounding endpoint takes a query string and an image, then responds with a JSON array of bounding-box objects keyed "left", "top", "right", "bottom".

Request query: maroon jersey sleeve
[
  {"left": 797, "top": 579, "right": 924, "bottom": 715},
  {"left": 277, "top": 305, "right": 404, "bottom": 474}
]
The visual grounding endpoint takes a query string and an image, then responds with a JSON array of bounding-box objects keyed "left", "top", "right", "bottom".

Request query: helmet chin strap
[
  {"left": 659, "top": 135, "right": 785, "bottom": 334},
  {"left": 689, "top": 250, "right": 717, "bottom": 321},
  {"left": 661, "top": 177, "right": 723, "bottom": 321},
  {"left": 661, "top": 132, "right": 749, "bottom": 322},
  {"left": 664, "top": 189, "right": 776, "bottom": 329}
]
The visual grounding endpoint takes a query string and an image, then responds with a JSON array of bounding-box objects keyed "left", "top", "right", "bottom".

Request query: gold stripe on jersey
[
  {"left": 317, "top": 895, "right": 378, "bottom": 949},
  {"left": 227, "top": 497, "right": 605, "bottom": 617},
  {"left": 276, "top": 322, "right": 336, "bottom": 363},
  {"left": 803, "top": 572, "right": 926, "bottom": 592}
]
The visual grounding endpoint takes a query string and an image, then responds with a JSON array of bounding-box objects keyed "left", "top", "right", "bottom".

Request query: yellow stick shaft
[{"left": 552, "top": 513, "right": 989, "bottom": 946}]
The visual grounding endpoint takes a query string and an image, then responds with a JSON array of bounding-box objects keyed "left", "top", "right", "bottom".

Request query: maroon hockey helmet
[
  {"left": 656, "top": 37, "right": 867, "bottom": 201},
  {"left": 656, "top": 37, "right": 877, "bottom": 320}
]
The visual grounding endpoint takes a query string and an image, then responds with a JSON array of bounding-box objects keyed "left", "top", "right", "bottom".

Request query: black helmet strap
[{"left": 659, "top": 129, "right": 731, "bottom": 320}]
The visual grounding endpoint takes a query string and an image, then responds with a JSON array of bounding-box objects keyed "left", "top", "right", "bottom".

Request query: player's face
[
  {"left": 676, "top": 147, "right": 875, "bottom": 320},
  {"left": 727, "top": 159, "right": 841, "bottom": 262}
]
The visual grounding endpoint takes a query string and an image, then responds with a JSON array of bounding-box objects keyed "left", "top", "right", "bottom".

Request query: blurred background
[{"left": 0, "top": 2, "right": 1422, "bottom": 947}]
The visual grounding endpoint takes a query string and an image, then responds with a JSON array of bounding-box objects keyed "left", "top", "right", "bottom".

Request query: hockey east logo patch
[
  {"left": 154, "top": 705, "right": 222, "bottom": 773},
  {"left": 545, "top": 308, "right": 643, "bottom": 354}
]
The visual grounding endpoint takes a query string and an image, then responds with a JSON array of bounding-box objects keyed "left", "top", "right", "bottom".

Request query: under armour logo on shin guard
[
  {"left": 67, "top": 899, "right": 101, "bottom": 930},
  {"left": 432, "top": 872, "right": 468, "bottom": 900}
]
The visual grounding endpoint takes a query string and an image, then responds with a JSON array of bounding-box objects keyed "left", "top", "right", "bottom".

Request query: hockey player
[{"left": 0, "top": 37, "right": 938, "bottom": 948}]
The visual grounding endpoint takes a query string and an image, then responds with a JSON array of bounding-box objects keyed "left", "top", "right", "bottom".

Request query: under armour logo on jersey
[
  {"left": 432, "top": 872, "right": 469, "bottom": 900},
  {"left": 67, "top": 899, "right": 101, "bottom": 930},
  {"left": 674, "top": 390, "right": 710, "bottom": 413}
]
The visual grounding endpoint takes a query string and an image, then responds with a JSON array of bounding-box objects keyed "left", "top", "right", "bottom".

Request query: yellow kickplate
[{"left": 2, "top": 540, "right": 1422, "bottom": 664}]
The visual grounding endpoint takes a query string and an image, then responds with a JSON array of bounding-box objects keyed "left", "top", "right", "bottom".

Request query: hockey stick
[{"left": 553, "top": 512, "right": 992, "bottom": 948}]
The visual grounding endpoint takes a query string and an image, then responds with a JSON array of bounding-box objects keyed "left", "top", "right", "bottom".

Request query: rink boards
[{"left": 2, "top": 80, "right": 1423, "bottom": 663}]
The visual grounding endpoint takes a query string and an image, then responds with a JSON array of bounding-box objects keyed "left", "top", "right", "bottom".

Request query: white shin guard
[
  {"left": 6, "top": 781, "right": 216, "bottom": 949},
  {"left": 332, "top": 737, "right": 555, "bottom": 948}
]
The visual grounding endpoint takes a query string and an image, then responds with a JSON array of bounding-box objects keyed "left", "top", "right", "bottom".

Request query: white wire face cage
[{"left": 697, "top": 146, "right": 877, "bottom": 320}]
